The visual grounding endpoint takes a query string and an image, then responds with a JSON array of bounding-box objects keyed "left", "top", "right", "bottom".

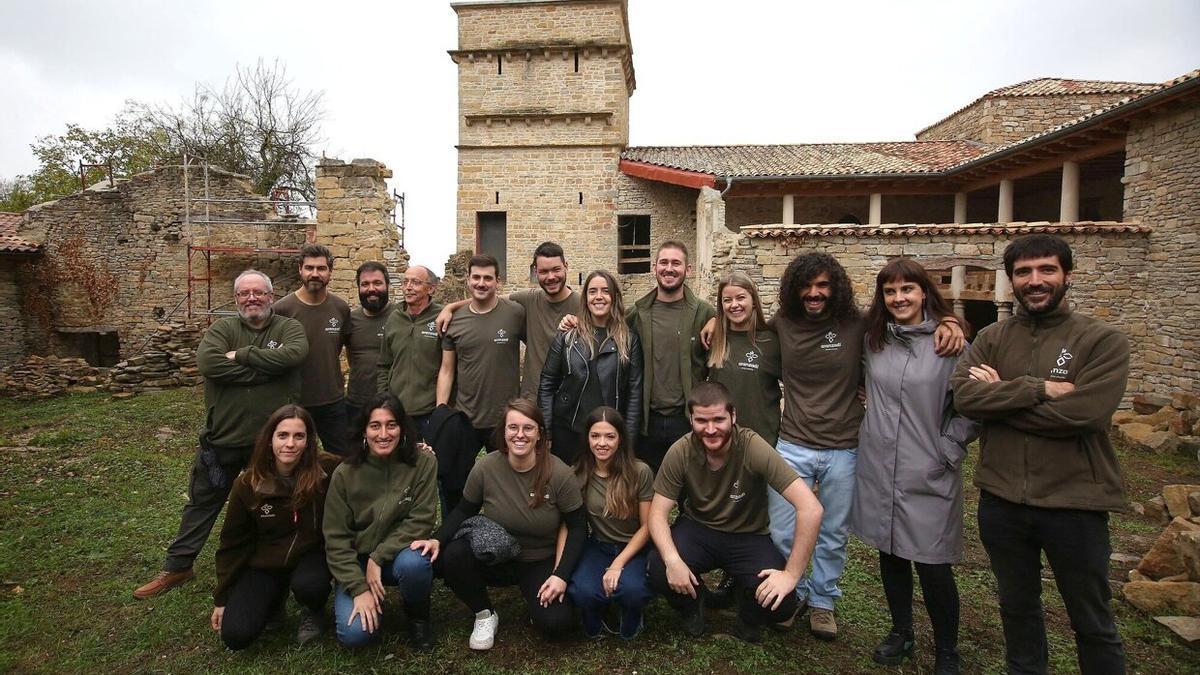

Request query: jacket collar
[
  {"left": 1014, "top": 298, "right": 1073, "bottom": 328},
  {"left": 636, "top": 284, "right": 698, "bottom": 312},
  {"left": 397, "top": 300, "right": 442, "bottom": 323}
]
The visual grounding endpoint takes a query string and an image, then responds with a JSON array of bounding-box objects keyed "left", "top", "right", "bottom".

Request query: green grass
[{"left": 1, "top": 389, "right": 1198, "bottom": 673}]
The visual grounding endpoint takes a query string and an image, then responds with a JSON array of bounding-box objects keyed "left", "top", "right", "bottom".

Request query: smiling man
[
  {"left": 376, "top": 264, "right": 443, "bottom": 435},
  {"left": 344, "top": 261, "right": 394, "bottom": 426},
  {"left": 646, "top": 382, "right": 822, "bottom": 643},
  {"left": 952, "top": 234, "right": 1129, "bottom": 674}
]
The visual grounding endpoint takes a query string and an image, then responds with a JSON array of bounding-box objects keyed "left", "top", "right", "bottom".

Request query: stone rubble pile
[
  {"left": 1122, "top": 483, "right": 1200, "bottom": 645},
  {"left": 105, "top": 321, "right": 205, "bottom": 394},
  {"left": 0, "top": 355, "right": 103, "bottom": 398},
  {"left": 1113, "top": 392, "right": 1200, "bottom": 459}
]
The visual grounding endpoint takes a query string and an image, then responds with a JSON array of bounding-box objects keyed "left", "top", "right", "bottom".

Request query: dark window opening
[
  {"left": 962, "top": 300, "right": 998, "bottom": 339},
  {"left": 477, "top": 211, "right": 508, "bottom": 279},
  {"left": 618, "top": 214, "right": 651, "bottom": 274},
  {"left": 578, "top": 192, "right": 583, "bottom": 205},
  {"left": 58, "top": 330, "right": 121, "bottom": 367},
  {"left": 497, "top": 55, "right": 503, "bottom": 75},
  {"left": 836, "top": 213, "right": 862, "bottom": 225},
  {"left": 495, "top": 191, "right": 500, "bottom": 205},
  {"left": 573, "top": 51, "right": 580, "bottom": 73}
]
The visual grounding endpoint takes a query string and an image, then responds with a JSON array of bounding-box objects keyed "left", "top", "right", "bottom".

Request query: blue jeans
[
  {"left": 333, "top": 548, "right": 433, "bottom": 647},
  {"left": 768, "top": 438, "right": 857, "bottom": 611},
  {"left": 568, "top": 538, "right": 652, "bottom": 637}
]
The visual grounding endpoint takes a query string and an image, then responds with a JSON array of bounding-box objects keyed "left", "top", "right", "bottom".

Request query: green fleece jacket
[
  {"left": 375, "top": 301, "right": 443, "bottom": 416},
  {"left": 627, "top": 284, "right": 716, "bottom": 434},
  {"left": 322, "top": 450, "right": 438, "bottom": 597},
  {"left": 197, "top": 313, "right": 308, "bottom": 451},
  {"left": 951, "top": 302, "right": 1129, "bottom": 512}
]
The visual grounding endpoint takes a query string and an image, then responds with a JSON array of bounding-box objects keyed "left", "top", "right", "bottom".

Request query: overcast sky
[{"left": 2, "top": 0, "right": 1197, "bottom": 272}]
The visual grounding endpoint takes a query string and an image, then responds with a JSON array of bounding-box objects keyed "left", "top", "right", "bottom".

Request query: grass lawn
[{"left": 1, "top": 388, "right": 1197, "bottom": 673}]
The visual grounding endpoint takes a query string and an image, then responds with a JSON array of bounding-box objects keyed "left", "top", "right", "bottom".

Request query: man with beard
[
  {"left": 377, "top": 264, "right": 443, "bottom": 435},
  {"left": 766, "top": 252, "right": 963, "bottom": 641},
  {"left": 646, "top": 382, "right": 822, "bottom": 642},
  {"left": 134, "top": 270, "right": 308, "bottom": 598},
  {"left": 344, "top": 261, "right": 395, "bottom": 426},
  {"left": 436, "top": 253, "right": 526, "bottom": 454},
  {"left": 627, "top": 241, "right": 716, "bottom": 473},
  {"left": 437, "top": 241, "right": 578, "bottom": 399},
  {"left": 274, "top": 243, "right": 352, "bottom": 456},
  {"left": 952, "top": 234, "right": 1129, "bottom": 675}
]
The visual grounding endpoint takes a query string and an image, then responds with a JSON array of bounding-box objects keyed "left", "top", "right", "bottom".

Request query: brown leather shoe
[
  {"left": 133, "top": 569, "right": 194, "bottom": 599},
  {"left": 809, "top": 607, "right": 838, "bottom": 641}
]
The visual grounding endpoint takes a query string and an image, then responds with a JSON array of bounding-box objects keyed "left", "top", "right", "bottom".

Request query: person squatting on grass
[
  {"left": 421, "top": 399, "right": 587, "bottom": 650},
  {"left": 322, "top": 393, "right": 439, "bottom": 651},
  {"left": 566, "top": 407, "right": 655, "bottom": 640},
  {"left": 850, "top": 258, "right": 978, "bottom": 674},
  {"left": 210, "top": 405, "right": 340, "bottom": 649}
]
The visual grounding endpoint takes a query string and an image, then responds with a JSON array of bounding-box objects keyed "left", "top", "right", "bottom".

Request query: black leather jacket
[{"left": 538, "top": 329, "right": 643, "bottom": 441}]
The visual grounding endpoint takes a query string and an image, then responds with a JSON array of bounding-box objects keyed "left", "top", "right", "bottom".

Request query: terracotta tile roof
[
  {"left": 0, "top": 212, "right": 40, "bottom": 254},
  {"left": 621, "top": 141, "right": 986, "bottom": 178},
  {"left": 983, "top": 77, "right": 1158, "bottom": 98},
  {"left": 741, "top": 221, "right": 1151, "bottom": 239}
]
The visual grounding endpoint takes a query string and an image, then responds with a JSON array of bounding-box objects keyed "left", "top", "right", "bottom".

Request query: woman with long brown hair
[
  {"left": 851, "top": 257, "right": 977, "bottom": 674},
  {"left": 210, "top": 404, "right": 338, "bottom": 650},
  {"left": 415, "top": 399, "right": 586, "bottom": 650},
  {"left": 567, "top": 406, "right": 654, "bottom": 640},
  {"left": 539, "top": 269, "right": 643, "bottom": 463}
]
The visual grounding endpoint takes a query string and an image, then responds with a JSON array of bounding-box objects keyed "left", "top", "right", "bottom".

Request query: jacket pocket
[{"left": 936, "top": 434, "right": 968, "bottom": 473}]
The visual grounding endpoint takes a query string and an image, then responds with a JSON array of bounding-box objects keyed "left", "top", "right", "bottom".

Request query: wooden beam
[{"left": 960, "top": 137, "right": 1126, "bottom": 192}]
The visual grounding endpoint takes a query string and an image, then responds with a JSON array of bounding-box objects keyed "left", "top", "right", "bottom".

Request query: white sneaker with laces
[{"left": 469, "top": 609, "right": 499, "bottom": 650}]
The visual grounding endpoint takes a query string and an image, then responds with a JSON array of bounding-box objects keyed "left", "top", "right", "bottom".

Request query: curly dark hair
[{"left": 778, "top": 252, "right": 859, "bottom": 323}]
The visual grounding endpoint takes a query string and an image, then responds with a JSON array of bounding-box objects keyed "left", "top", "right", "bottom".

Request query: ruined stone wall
[
  {"left": 615, "top": 173, "right": 696, "bottom": 298},
  {"left": 314, "top": 158, "right": 405, "bottom": 301},
  {"left": 710, "top": 228, "right": 1153, "bottom": 397},
  {"left": 1124, "top": 101, "right": 1200, "bottom": 394},
  {"left": 919, "top": 93, "right": 1136, "bottom": 145},
  {"left": 0, "top": 262, "right": 31, "bottom": 367}
]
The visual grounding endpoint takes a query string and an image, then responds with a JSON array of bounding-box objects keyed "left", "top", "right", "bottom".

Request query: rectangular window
[
  {"left": 617, "top": 214, "right": 651, "bottom": 274},
  {"left": 477, "top": 211, "right": 508, "bottom": 279}
]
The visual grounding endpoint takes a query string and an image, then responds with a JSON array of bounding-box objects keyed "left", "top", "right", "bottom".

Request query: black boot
[
  {"left": 871, "top": 628, "right": 915, "bottom": 666},
  {"left": 706, "top": 571, "right": 736, "bottom": 610},
  {"left": 934, "top": 647, "right": 961, "bottom": 675},
  {"left": 679, "top": 597, "right": 706, "bottom": 638},
  {"left": 407, "top": 601, "right": 434, "bottom": 651}
]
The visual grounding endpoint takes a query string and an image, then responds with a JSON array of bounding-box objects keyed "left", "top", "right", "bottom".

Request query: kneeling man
[{"left": 647, "top": 382, "right": 822, "bottom": 642}]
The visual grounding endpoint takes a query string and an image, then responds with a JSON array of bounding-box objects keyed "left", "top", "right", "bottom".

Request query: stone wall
[
  {"left": 1123, "top": 102, "right": 1200, "bottom": 394},
  {"left": 455, "top": 0, "right": 629, "bottom": 52},
  {"left": 0, "top": 262, "right": 31, "bottom": 367},
  {"left": 314, "top": 158, "right": 406, "bottom": 301},
  {"left": 615, "top": 173, "right": 697, "bottom": 297},
  {"left": 919, "top": 93, "right": 1137, "bottom": 146}
]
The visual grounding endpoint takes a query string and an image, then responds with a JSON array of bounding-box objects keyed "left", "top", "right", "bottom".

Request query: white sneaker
[{"left": 469, "top": 609, "right": 499, "bottom": 650}]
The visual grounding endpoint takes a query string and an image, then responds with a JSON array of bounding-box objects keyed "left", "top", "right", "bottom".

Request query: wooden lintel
[{"left": 960, "top": 136, "right": 1127, "bottom": 192}]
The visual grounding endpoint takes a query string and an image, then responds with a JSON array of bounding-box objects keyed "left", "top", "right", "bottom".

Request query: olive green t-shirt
[
  {"left": 654, "top": 427, "right": 799, "bottom": 535},
  {"left": 346, "top": 304, "right": 394, "bottom": 406},
  {"left": 577, "top": 461, "right": 654, "bottom": 544},
  {"left": 649, "top": 299, "right": 687, "bottom": 415},
  {"left": 708, "top": 328, "right": 783, "bottom": 445},
  {"left": 443, "top": 298, "right": 526, "bottom": 429},
  {"left": 273, "top": 292, "right": 351, "bottom": 407},
  {"left": 463, "top": 451, "right": 584, "bottom": 562},
  {"left": 773, "top": 313, "right": 866, "bottom": 449},
  {"left": 511, "top": 288, "right": 579, "bottom": 400}
]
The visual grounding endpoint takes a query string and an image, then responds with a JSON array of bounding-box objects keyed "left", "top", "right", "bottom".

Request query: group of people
[{"left": 130, "top": 233, "right": 1130, "bottom": 674}]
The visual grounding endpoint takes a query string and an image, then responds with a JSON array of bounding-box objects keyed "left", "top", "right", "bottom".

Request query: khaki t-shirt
[
  {"left": 443, "top": 298, "right": 526, "bottom": 429},
  {"left": 577, "top": 461, "right": 654, "bottom": 544},
  {"left": 463, "top": 451, "right": 584, "bottom": 562},
  {"left": 346, "top": 304, "right": 394, "bottom": 406},
  {"left": 654, "top": 427, "right": 799, "bottom": 535},
  {"left": 511, "top": 288, "right": 579, "bottom": 400},
  {"left": 708, "top": 328, "right": 783, "bottom": 445},
  {"left": 773, "top": 313, "right": 866, "bottom": 450},
  {"left": 649, "top": 299, "right": 687, "bottom": 415},
  {"left": 274, "top": 292, "right": 351, "bottom": 407}
]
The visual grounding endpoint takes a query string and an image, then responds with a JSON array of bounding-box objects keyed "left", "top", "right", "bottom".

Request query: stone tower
[{"left": 450, "top": 0, "right": 635, "bottom": 285}]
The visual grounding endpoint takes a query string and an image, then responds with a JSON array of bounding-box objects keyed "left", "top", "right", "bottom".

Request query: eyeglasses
[{"left": 235, "top": 290, "right": 271, "bottom": 299}]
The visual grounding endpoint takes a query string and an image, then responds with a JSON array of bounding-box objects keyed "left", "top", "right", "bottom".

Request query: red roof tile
[{"left": 0, "top": 212, "right": 40, "bottom": 255}]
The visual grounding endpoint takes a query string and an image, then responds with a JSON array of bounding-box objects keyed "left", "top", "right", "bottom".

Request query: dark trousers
[
  {"left": 309, "top": 398, "right": 350, "bottom": 456},
  {"left": 164, "top": 446, "right": 249, "bottom": 571},
  {"left": 551, "top": 422, "right": 583, "bottom": 466},
  {"left": 220, "top": 549, "right": 330, "bottom": 651},
  {"left": 878, "top": 551, "right": 959, "bottom": 651},
  {"left": 638, "top": 412, "right": 690, "bottom": 474},
  {"left": 978, "top": 491, "right": 1126, "bottom": 675},
  {"left": 646, "top": 517, "right": 798, "bottom": 627},
  {"left": 434, "top": 537, "right": 574, "bottom": 639}
]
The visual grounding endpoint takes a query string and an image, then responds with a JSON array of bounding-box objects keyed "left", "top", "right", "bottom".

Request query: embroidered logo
[
  {"left": 737, "top": 350, "right": 761, "bottom": 371},
  {"left": 399, "top": 486, "right": 413, "bottom": 505},
  {"left": 260, "top": 504, "right": 275, "bottom": 517},
  {"left": 324, "top": 317, "right": 342, "bottom": 334},
  {"left": 422, "top": 321, "right": 438, "bottom": 339},
  {"left": 267, "top": 340, "right": 280, "bottom": 349},
  {"left": 1050, "top": 347, "right": 1074, "bottom": 380},
  {"left": 746, "top": 351, "right": 759, "bottom": 363},
  {"left": 328, "top": 318, "right": 339, "bottom": 328},
  {"left": 729, "top": 479, "right": 746, "bottom": 502},
  {"left": 821, "top": 330, "right": 843, "bottom": 351},
  {"left": 494, "top": 328, "right": 511, "bottom": 345}
]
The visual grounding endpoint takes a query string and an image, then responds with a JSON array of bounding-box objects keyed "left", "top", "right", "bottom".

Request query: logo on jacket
[
  {"left": 422, "top": 321, "right": 438, "bottom": 339},
  {"left": 494, "top": 329, "right": 510, "bottom": 345},
  {"left": 267, "top": 340, "right": 280, "bottom": 349},
  {"left": 260, "top": 504, "right": 275, "bottom": 517},
  {"left": 737, "top": 350, "right": 760, "bottom": 371},
  {"left": 821, "top": 331, "right": 842, "bottom": 351},
  {"left": 1050, "top": 347, "right": 1074, "bottom": 380},
  {"left": 325, "top": 317, "right": 341, "bottom": 334},
  {"left": 729, "top": 479, "right": 746, "bottom": 502},
  {"left": 399, "top": 486, "right": 413, "bottom": 505}
]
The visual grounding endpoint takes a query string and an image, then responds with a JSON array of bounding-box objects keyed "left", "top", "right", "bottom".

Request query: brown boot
[{"left": 133, "top": 569, "right": 194, "bottom": 599}]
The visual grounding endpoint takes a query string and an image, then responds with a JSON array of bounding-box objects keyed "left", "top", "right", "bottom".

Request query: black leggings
[
  {"left": 220, "top": 549, "right": 330, "bottom": 650},
  {"left": 434, "top": 537, "right": 574, "bottom": 640},
  {"left": 878, "top": 550, "right": 959, "bottom": 651}
]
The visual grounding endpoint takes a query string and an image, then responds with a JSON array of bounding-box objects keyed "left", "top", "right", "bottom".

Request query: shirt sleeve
[
  {"left": 652, "top": 441, "right": 687, "bottom": 500},
  {"left": 636, "top": 463, "right": 654, "bottom": 501},
  {"left": 554, "top": 463, "right": 584, "bottom": 513},
  {"left": 462, "top": 458, "right": 485, "bottom": 503},
  {"left": 748, "top": 433, "right": 799, "bottom": 495}
]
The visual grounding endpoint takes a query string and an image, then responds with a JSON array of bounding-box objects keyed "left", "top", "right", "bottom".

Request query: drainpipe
[{"left": 720, "top": 176, "right": 735, "bottom": 197}]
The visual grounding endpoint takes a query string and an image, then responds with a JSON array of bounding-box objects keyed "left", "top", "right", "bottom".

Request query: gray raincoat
[{"left": 850, "top": 318, "right": 978, "bottom": 564}]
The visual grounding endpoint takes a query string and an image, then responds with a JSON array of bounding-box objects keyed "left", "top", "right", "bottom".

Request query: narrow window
[
  {"left": 497, "top": 55, "right": 503, "bottom": 75},
  {"left": 573, "top": 50, "right": 580, "bottom": 73},
  {"left": 495, "top": 191, "right": 500, "bottom": 205},
  {"left": 578, "top": 192, "right": 583, "bottom": 205},
  {"left": 477, "top": 212, "right": 508, "bottom": 279},
  {"left": 617, "top": 214, "right": 651, "bottom": 274}
]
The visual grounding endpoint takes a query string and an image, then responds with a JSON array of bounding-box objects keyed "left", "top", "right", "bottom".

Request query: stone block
[
  {"left": 1133, "top": 393, "right": 1173, "bottom": 414},
  {"left": 1191, "top": 491, "right": 1200, "bottom": 518},
  {"left": 1164, "top": 485, "right": 1200, "bottom": 519},
  {"left": 1138, "top": 517, "right": 1200, "bottom": 579},
  {"left": 1112, "top": 410, "right": 1139, "bottom": 426},
  {"left": 1171, "top": 391, "right": 1200, "bottom": 412},
  {"left": 1120, "top": 423, "right": 1180, "bottom": 454},
  {"left": 1152, "top": 616, "right": 1200, "bottom": 644},
  {"left": 1169, "top": 410, "right": 1199, "bottom": 435},
  {"left": 1146, "top": 495, "right": 1171, "bottom": 526},
  {"left": 1132, "top": 407, "right": 1176, "bottom": 430},
  {"left": 1180, "top": 531, "right": 1200, "bottom": 583},
  {"left": 1122, "top": 580, "right": 1200, "bottom": 615}
]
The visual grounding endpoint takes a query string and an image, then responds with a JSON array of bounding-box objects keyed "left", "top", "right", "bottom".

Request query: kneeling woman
[
  {"left": 567, "top": 407, "right": 654, "bottom": 640},
  {"left": 416, "top": 399, "right": 586, "bottom": 650},
  {"left": 323, "top": 393, "right": 439, "bottom": 650},
  {"left": 211, "top": 404, "right": 338, "bottom": 650}
]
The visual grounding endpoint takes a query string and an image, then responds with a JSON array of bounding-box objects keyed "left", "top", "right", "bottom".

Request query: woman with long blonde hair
[{"left": 706, "top": 271, "right": 782, "bottom": 445}]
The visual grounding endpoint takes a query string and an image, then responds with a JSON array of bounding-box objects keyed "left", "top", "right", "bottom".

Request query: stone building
[
  {"left": 450, "top": 0, "right": 1200, "bottom": 398},
  {"left": 0, "top": 212, "right": 41, "bottom": 367}
]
